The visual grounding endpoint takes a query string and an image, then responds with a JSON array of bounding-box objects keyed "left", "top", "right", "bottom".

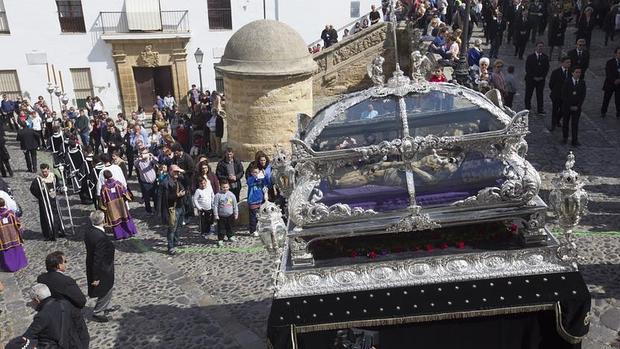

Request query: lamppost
[
  {"left": 54, "top": 86, "right": 63, "bottom": 112},
  {"left": 454, "top": 0, "right": 472, "bottom": 86},
  {"left": 46, "top": 82, "right": 56, "bottom": 112},
  {"left": 61, "top": 94, "right": 70, "bottom": 111},
  {"left": 194, "top": 47, "right": 204, "bottom": 93}
]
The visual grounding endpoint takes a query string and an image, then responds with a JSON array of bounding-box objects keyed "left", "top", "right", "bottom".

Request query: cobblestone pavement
[{"left": 1, "top": 25, "right": 619, "bottom": 349}]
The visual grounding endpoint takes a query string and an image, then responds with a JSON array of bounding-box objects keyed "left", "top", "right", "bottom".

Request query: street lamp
[
  {"left": 61, "top": 94, "right": 70, "bottom": 110},
  {"left": 454, "top": 0, "right": 472, "bottom": 86},
  {"left": 46, "top": 82, "right": 56, "bottom": 112},
  {"left": 54, "top": 86, "right": 62, "bottom": 112},
  {"left": 194, "top": 47, "right": 204, "bottom": 93}
]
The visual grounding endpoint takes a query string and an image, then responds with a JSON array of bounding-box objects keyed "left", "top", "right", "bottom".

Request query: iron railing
[
  {"left": 0, "top": 11, "right": 9, "bottom": 33},
  {"left": 308, "top": 7, "right": 384, "bottom": 49},
  {"left": 208, "top": 8, "right": 232, "bottom": 30},
  {"left": 96, "top": 10, "right": 189, "bottom": 34}
]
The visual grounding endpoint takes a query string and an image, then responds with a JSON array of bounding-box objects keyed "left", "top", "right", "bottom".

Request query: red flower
[
  {"left": 368, "top": 251, "right": 378, "bottom": 259},
  {"left": 509, "top": 223, "right": 519, "bottom": 234},
  {"left": 439, "top": 243, "right": 449, "bottom": 249},
  {"left": 425, "top": 244, "right": 434, "bottom": 252},
  {"left": 350, "top": 251, "right": 358, "bottom": 258},
  {"left": 456, "top": 241, "right": 465, "bottom": 249}
]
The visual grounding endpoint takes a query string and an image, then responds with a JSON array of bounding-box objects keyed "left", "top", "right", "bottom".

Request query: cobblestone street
[{"left": 0, "top": 28, "right": 619, "bottom": 349}]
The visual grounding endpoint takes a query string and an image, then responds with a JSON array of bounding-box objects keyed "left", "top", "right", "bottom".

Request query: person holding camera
[{"left": 134, "top": 147, "right": 159, "bottom": 214}]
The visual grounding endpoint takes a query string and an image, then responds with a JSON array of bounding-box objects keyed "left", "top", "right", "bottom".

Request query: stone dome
[{"left": 216, "top": 19, "right": 317, "bottom": 76}]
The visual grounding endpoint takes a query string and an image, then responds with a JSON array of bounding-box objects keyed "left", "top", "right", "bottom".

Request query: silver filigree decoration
[
  {"left": 367, "top": 55, "right": 385, "bottom": 86},
  {"left": 274, "top": 241, "right": 570, "bottom": 298},
  {"left": 549, "top": 152, "right": 588, "bottom": 270},
  {"left": 289, "top": 237, "right": 314, "bottom": 267},
  {"left": 386, "top": 205, "right": 440, "bottom": 233}
]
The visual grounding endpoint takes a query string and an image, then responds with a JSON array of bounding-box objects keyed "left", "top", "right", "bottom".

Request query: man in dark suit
[
  {"left": 37, "top": 251, "right": 86, "bottom": 309},
  {"left": 487, "top": 11, "right": 507, "bottom": 58},
  {"left": 36, "top": 252, "right": 89, "bottom": 347},
  {"left": 548, "top": 57, "right": 572, "bottom": 130},
  {"left": 84, "top": 211, "right": 117, "bottom": 322},
  {"left": 601, "top": 47, "right": 620, "bottom": 118},
  {"left": 16, "top": 121, "right": 38, "bottom": 173},
  {"left": 513, "top": 8, "right": 531, "bottom": 59},
  {"left": 524, "top": 42, "right": 550, "bottom": 115},
  {"left": 561, "top": 67, "right": 586, "bottom": 146},
  {"left": 22, "top": 283, "right": 87, "bottom": 348},
  {"left": 567, "top": 39, "right": 590, "bottom": 77}
]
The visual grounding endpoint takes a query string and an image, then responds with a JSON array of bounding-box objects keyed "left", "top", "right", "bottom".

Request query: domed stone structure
[{"left": 216, "top": 19, "right": 317, "bottom": 160}]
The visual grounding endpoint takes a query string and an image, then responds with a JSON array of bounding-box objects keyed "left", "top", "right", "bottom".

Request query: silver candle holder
[{"left": 549, "top": 152, "right": 588, "bottom": 270}]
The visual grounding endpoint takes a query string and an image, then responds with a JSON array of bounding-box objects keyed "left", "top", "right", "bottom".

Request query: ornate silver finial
[
  {"left": 270, "top": 145, "right": 296, "bottom": 198},
  {"left": 549, "top": 151, "right": 588, "bottom": 270},
  {"left": 385, "top": 64, "right": 415, "bottom": 95},
  {"left": 386, "top": 205, "right": 440, "bottom": 233},
  {"left": 410, "top": 50, "right": 432, "bottom": 85},
  {"left": 257, "top": 201, "right": 287, "bottom": 255},
  {"left": 367, "top": 55, "right": 385, "bottom": 86}
]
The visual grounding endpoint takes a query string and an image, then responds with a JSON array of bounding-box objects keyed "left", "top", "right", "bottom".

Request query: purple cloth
[
  {"left": 0, "top": 245, "right": 28, "bottom": 272},
  {"left": 111, "top": 220, "right": 138, "bottom": 240}
]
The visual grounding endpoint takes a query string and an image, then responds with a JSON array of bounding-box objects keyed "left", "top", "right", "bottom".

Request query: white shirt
[
  {"left": 96, "top": 164, "right": 127, "bottom": 194},
  {"left": 30, "top": 116, "right": 42, "bottom": 131},
  {"left": 163, "top": 96, "right": 175, "bottom": 109},
  {"left": 193, "top": 185, "right": 214, "bottom": 211}
]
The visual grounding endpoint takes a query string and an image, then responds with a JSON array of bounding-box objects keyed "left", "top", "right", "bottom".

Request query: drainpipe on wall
[{"left": 275, "top": 0, "right": 279, "bottom": 20}]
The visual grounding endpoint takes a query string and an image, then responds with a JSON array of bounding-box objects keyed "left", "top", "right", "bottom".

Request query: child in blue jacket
[{"left": 246, "top": 165, "right": 270, "bottom": 237}]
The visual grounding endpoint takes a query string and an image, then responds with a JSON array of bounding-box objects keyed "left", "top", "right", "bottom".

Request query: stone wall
[
  {"left": 223, "top": 74, "right": 313, "bottom": 160},
  {"left": 312, "top": 23, "right": 388, "bottom": 98}
]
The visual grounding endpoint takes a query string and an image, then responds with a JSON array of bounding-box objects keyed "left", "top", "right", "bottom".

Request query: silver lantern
[{"left": 549, "top": 152, "right": 588, "bottom": 269}]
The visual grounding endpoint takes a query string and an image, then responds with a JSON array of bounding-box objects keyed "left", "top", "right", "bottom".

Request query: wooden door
[
  {"left": 133, "top": 67, "right": 155, "bottom": 111},
  {"left": 153, "top": 66, "right": 174, "bottom": 101}
]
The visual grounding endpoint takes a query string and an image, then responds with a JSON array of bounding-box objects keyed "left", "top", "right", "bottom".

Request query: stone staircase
[{"left": 312, "top": 22, "right": 389, "bottom": 100}]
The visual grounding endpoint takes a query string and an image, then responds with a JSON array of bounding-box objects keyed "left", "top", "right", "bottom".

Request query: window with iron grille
[
  {"left": 208, "top": 0, "right": 232, "bottom": 30},
  {"left": 0, "top": 70, "right": 21, "bottom": 99},
  {"left": 0, "top": 0, "right": 9, "bottom": 33},
  {"left": 56, "top": 0, "right": 86, "bottom": 33},
  {"left": 70, "top": 68, "right": 93, "bottom": 108}
]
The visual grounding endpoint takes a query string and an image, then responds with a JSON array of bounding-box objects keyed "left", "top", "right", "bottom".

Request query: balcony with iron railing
[
  {"left": 94, "top": 10, "right": 190, "bottom": 38},
  {"left": 0, "top": 11, "right": 10, "bottom": 33}
]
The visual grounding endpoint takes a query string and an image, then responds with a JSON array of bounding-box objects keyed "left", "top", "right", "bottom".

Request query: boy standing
[
  {"left": 193, "top": 177, "right": 214, "bottom": 239},
  {"left": 212, "top": 181, "right": 238, "bottom": 247},
  {"left": 247, "top": 166, "right": 269, "bottom": 237}
]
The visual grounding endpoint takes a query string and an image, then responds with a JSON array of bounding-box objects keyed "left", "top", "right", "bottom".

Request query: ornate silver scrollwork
[
  {"left": 410, "top": 50, "right": 432, "bottom": 86},
  {"left": 549, "top": 152, "right": 588, "bottom": 270},
  {"left": 257, "top": 201, "right": 287, "bottom": 255},
  {"left": 386, "top": 205, "right": 440, "bottom": 233}
]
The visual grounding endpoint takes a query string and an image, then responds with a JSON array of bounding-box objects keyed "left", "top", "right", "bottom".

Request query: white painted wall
[{"left": 0, "top": 0, "right": 380, "bottom": 115}]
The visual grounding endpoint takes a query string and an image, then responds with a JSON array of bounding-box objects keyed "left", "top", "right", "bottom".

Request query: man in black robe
[{"left": 29, "top": 164, "right": 64, "bottom": 240}]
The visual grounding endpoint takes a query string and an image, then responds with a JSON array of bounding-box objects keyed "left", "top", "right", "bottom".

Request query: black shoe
[
  {"left": 538, "top": 111, "right": 546, "bottom": 115},
  {"left": 104, "top": 305, "right": 121, "bottom": 314},
  {"left": 92, "top": 314, "right": 110, "bottom": 323},
  {"left": 168, "top": 249, "right": 176, "bottom": 256},
  {"left": 572, "top": 141, "right": 581, "bottom": 147},
  {"left": 601, "top": 113, "right": 606, "bottom": 118},
  {"left": 562, "top": 138, "right": 568, "bottom": 144}
]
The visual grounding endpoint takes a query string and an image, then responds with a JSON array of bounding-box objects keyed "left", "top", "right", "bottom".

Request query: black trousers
[
  {"left": 562, "top": 108, "right": 581, "bottom": 142},
  {"left": 139, "top": 181, "right": 157, "bottom": 212},
  {"left": 198, "top": 209, "right": 213, "bottom": 235},
  {"left": 551, "top": 97, "right": 563, "bottom": 128},
  {"left": 601, "top": 88, "right": 620, "bottom": 117},
  {"left": 525, "top": 79, "right": 545, "bottom": 113},
  {"left": 230, "top": 185, "right": 241, "bottom": 203},
  {"left": 217, "top": 215, "right": 233, "bottom": 240},
  {"left": 24, "top": 149, "right": 37, "bottom": 172}
]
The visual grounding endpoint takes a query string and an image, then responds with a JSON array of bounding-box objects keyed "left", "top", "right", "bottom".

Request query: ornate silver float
[{"left": 259, "top": 64, "right": 586, "bottom": 299}]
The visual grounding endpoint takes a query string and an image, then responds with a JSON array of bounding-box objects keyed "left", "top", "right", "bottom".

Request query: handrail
[{"left": 308, "top": 6, "right": 384, "bottom": 48}]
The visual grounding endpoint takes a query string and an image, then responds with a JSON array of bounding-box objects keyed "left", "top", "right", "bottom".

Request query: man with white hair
[
  {"left": 23, "top": 283, "right": 86, "bottom": 348},
  {"left": 84, "top": 210, "right": 117, "bottom": 322}
]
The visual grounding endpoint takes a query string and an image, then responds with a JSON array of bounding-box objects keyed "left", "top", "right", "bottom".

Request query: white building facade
[{"left": 0, "top": 0, "right": 377, "bottom": 115}]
